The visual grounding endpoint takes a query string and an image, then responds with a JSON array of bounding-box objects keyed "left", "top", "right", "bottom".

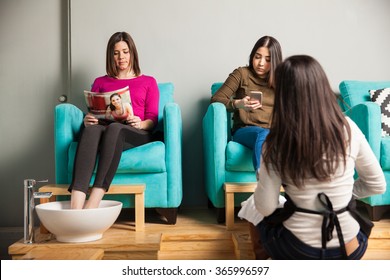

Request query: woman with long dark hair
[
  {"left": 253, "top": 55, "right": 386, "bottom": 259},
  {"left": 211, "top": 36, "right": 282, "bottom": 171}
]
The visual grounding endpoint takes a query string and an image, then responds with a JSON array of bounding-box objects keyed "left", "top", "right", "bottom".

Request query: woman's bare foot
[
  {"left": 84, "top": 187, "right": 105, "bottom": 209},
  {"left": 70, "top": 190, "right": 86, "bottom": 209}
]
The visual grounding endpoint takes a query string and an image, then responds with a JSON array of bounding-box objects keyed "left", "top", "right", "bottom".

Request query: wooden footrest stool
[
  {"left": 38, "top": 184, "right": 145, "bottom": 232},
  {"left": 224, "top": 183, "right": 257, "bottom": 230},
  {"left": 224, "top": 182, "right": 285, "bottom": 230}
]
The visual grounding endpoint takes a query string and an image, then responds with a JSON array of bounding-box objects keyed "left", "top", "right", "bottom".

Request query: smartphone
[{"left": 249, "top": 91, "right": 263, "bottom": 104}]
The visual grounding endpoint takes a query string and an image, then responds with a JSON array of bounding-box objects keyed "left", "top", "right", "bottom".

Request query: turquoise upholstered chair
[
  {"left": 203, "top": 83, "right": 256, "bottom": 222},
  {"left": 339, "top": 80, "right": 390, "bottom": 221},
  {"left": 54, "top": 83, "right": 182, "bottom": 224}
]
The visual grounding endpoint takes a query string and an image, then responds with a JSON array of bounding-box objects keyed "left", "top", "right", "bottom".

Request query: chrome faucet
[{"left": 24, "top": 179, "right": 52, "bottom": 244}]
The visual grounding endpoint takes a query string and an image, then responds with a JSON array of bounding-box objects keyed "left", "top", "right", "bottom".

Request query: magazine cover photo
[{"left": 83, "top": 86, "right": 133, "bottom": 125}]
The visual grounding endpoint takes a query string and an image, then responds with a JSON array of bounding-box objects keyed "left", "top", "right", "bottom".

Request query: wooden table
[
  {"left": 224, "top": 182, "right": 285, "bottom": 230},
  {"left": 224, "top": 182, "right": 257, "bottom": 230}
]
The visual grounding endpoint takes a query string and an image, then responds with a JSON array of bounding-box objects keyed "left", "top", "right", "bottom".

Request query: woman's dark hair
[
  {"left": 262, "top": 55, "right": 351, "bottom": 188},
  {"left": 109, "top": 93, "right": 121, "bottom": 111},
  {"left": 106, "top": 32, "right": 141, "bottom": 78},
  {"left": 249, "top": 36, "right": 282, "bottom": 88}
]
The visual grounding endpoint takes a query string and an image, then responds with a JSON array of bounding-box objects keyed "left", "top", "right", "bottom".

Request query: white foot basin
[{"left": 35, "top": 200, "right": 122, "bottom": 243}]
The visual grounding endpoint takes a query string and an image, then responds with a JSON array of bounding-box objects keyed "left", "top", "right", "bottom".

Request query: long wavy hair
[
  {"left": 106, "top": 31, "right": 141, "bottom": 78},
  {"left": 248, "top": 36, "right": 283, "bottom": 88},
  {"left": 262, "top": 55, "right": 351, "bottom": 188}
]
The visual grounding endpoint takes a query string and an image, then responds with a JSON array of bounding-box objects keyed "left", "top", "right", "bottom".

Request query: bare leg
[
  {"left": 70, "top": 190, "right": 86, "bottom": 209},
  {"left": 84, "top": 187, "right": 105, "bottom": 209}
]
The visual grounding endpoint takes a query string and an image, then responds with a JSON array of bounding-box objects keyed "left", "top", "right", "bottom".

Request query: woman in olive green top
[{"left": 211, "top": 35, "right": 282, "bottom": 171}]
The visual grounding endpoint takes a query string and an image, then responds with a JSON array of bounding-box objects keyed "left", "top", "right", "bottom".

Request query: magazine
[{"left": 83, "top": 86, "right": 133, "bottom": 125}]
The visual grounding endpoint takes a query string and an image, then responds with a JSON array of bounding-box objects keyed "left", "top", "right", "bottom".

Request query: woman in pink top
[{"left": 68, "top": 32, "right": 159, "bottom": 209}]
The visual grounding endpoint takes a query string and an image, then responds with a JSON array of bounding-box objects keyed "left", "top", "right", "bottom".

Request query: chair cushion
[
  {"left": 381, "top": 137, "right": 390, "bottom": 170},
  {"left": 68, "top": 141, "right": 166, "bottom": 174},
  {"left": 225, "top": 141, "right": 254, "bottom": 172}
]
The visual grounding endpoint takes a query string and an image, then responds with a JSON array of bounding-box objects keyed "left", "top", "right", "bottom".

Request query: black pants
[
  {"left": 69, "top": 123, "right": 152, "bottom": 194},
  {"left": 258, "top": 221, "right": 368, "bottom": 260}
]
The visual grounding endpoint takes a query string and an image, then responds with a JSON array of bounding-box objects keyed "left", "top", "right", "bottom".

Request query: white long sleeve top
[{"left": 254, "top": 117, "right": 386, "bottom": 248}]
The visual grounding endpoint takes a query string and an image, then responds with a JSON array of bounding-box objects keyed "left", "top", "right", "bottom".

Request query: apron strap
[{"left": 284, "top": 193, "right": 349, "bottom": 259}]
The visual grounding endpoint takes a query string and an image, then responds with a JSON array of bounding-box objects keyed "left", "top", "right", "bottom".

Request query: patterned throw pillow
[{"left": 369, "top": 88, "right": 390, "bottom": 137}]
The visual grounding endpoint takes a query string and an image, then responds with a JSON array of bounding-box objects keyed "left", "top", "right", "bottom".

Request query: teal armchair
[
  {"left": 339, "top": 80, "right": 390, "bottom": 220},
  {"left": 55, "top": 83, "right": 183, "bottom": 224},
  {"left": 203, "top": 83, "right": 256, "bottom": 222}
]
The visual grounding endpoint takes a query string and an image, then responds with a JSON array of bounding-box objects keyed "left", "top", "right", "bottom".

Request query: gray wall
[
  {"left": 1, "top": 0, "right": 390, "bottom": 228},
  {"left": 0, "top": 0, "right": 68, "bottom": 228}
]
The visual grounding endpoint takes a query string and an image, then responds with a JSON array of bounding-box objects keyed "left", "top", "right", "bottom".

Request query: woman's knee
[
  {"left": 102, "top": 123, "right": 124, "bottom": 138},
  {"left": 79, "top": 125, "right": 105, "bottom": 145},
  {"left": 83, "top": 124, "right": 105, "bottom": 137},
  {"left": 256, "top": 128, "right": 270, "bottom": 140}
]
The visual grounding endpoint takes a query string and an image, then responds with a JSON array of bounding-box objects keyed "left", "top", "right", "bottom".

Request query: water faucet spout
[{"left": 24, "top": 179, "right": 49, "bottom": 244}]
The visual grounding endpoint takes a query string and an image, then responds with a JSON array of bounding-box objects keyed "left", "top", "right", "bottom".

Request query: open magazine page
[{"left": 83, "top": 86, "right": 133, "bottom": 125}]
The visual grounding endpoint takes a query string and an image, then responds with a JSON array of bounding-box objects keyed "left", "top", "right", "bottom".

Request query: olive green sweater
[{"left": 211, "top": 66, "right": 274, "bottom": 133}]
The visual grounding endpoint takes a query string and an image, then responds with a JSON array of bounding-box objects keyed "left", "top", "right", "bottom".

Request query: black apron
[{"left": 263, "top": 192, "right": 373, "bottom": 259}]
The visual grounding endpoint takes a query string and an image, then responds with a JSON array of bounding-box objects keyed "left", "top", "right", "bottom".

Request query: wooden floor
[{"left": 8, "top": 207, "right": 390, "bottom": 260}]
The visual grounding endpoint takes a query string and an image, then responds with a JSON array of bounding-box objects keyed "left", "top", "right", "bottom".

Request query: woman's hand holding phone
[
  {"left": 236, "top": 95, "right": 262, "bottom": 111},
  {"left": 249, "top": 91, "right": 263, "bottom": 104}
]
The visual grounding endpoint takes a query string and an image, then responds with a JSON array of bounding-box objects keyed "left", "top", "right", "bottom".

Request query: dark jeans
[
  {"left": 232, "top": 126, "right": 270, "bottom": 170},
  {"left": 69, "top": 123, "right": 152, "bottom": 194},
  {"left": 257, "top": 221, "right": 368, "bottom": 260}
]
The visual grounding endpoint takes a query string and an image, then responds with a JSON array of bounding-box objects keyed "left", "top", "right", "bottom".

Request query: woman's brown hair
[
  {"left": 249, "top": 36, "right": 283, "bottom": 88},
  {"left": 262, "top": 55, "right": 351, "bottom": 188},
  {"left": 106, "top": 32, "right": 141, "bottom": 78}
]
